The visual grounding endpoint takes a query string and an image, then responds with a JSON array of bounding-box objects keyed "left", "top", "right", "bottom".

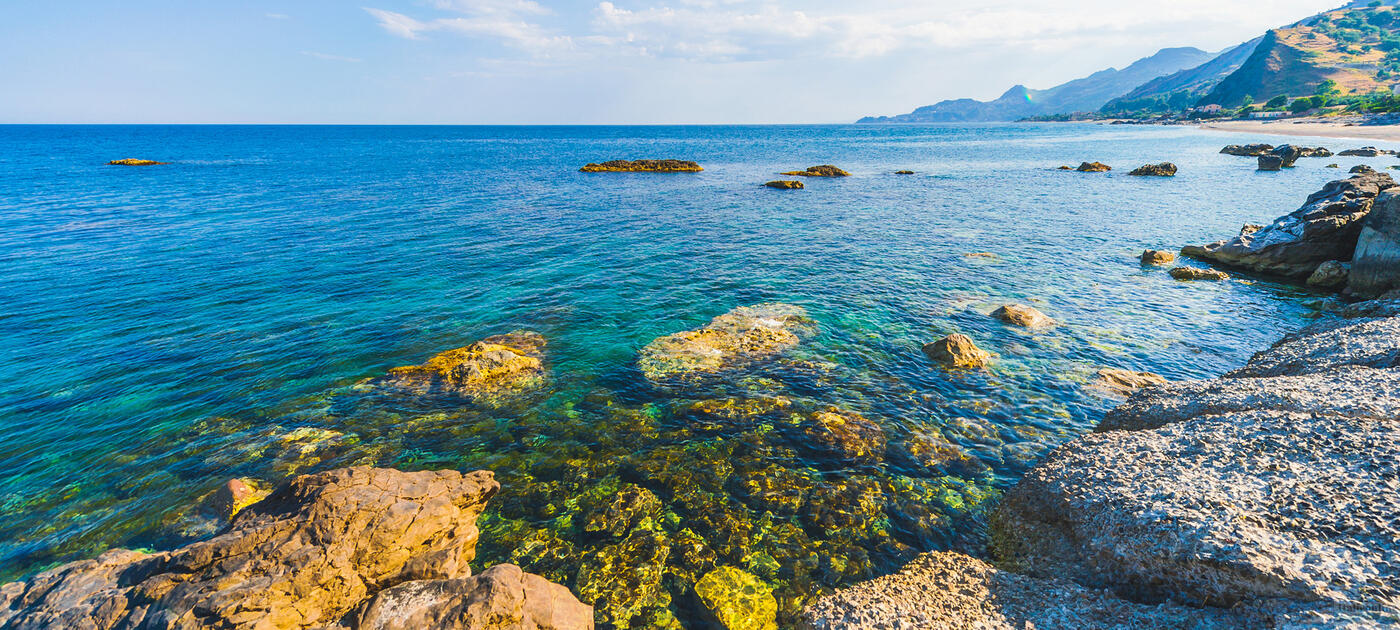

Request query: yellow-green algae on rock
[
  {"left": 368, "top": 330, "right": 546, "bottom": 403},
  {"left": 695, "top": 566, "right": 779, "bottom": 630},
  {"left": 107, "top": 158, "right": 168, "bottom": 165},
  {"left": 780, "top": 165, "right": 850, "bottom": 177},
  {"left": 638, "top": 303, "right": 816, "bottom": 384},
  {"left": 579, "top": 159, "right": 703, "bottom": 173}
]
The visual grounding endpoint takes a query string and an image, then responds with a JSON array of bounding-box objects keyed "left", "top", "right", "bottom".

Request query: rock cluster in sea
[
  {"left": 1127, "top": 162, "right": 1176, "bottom": 176},
  {"left": 1183, "top": 171, "right": 1399, "bottom": 292},
  {"left": 365, "top": 331, "right": 547, "bottom": 405},
  {"left": 579, "top": 159, "right": 703, "bottom": 173},
  {"left": 781, "top": 165, "right": 851, "bottom": 177},
  {"left": 0, "top": 467, "right": 593, "bottom": 629},
  {"left": 801, "top": 295, "right": 1400, "bottom": 628}
]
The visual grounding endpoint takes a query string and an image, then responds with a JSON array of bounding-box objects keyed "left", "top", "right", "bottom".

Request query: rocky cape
[{"left": 800, "top": 294, "right": 1400, "bottom": 629}]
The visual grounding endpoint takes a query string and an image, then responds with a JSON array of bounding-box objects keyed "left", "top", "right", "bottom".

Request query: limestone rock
[
  {"left": 797, "top": 551, "right": 1267, "bottom": 630},
  {"left": 1168, "top": 266, "right": 1229, "bottom": 281},
  {"left": 1128, "top": 162, "right": 1176, "bottom": 177},
  {"left": 781, "top": 165, "right": 850, "bottom": 177},
  {"left": 1228, "top": 316, "right": 1400, "bottom": 378},
  {"left": 0, "top": 467, "right": 511, "bottom": 629},
  {"left": 107, "top": 158, "right": 167, "bottom": 166},
  {"left": 1306, "top": 260, "right": 1350, "bottom": 288},
  {"left": 358, "top": 564, "right": 593, "bottom": 630},
  {"left": 370, "top": 331, "right": 546, "bottom": 403},
  {"left": 1181, "top": 172, "right": 1396, "bottom": 277},
  {"left": 764, "top": 180, "right": 804, "bottom": 189},
  {"left": 1140, "top": 249, "right": 1176, "bottom": 265},
  {"left": 695, "top": 567, "right": 778, "bottom": 630},
  {"left": 580, "top": 160, "right": 702, "bottom": 173},
  {"left": 1091, "top": 368, "right": 1166, "bottom": 397},
  {"left": 990, "top": 304, "right": 1054, "bottom": 328},
  {"left": 1257, "top": 154, "right": 1284, "bottom": 171},
  {"left": 922, "top": 334, "right": 992, "bottom": 369},
  {"left": 1076, "top": 161, "right": 1111, "bottom": 172},
  {"left": 1220, "top": 144, "right": 1273, "bottom": 156},
  {"left": 638, "top": 303, "right": 814, "bottom": 384},
  {"left": 1350, "top": 189, "right": 1400, "bottom": 298}
]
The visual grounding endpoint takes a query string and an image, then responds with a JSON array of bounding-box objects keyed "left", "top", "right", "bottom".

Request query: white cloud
[
  {"left": 365, "top": 3, "right": 570, "bottom": 53},
  {"left": 365, "top": 8, "right": 430, "bottom": 39},
  {"left": 301, "top": 51, "right": 363, "bottom": 63},
  {"left": 266, "top": 13, "right": 291, "bottom": 20}
]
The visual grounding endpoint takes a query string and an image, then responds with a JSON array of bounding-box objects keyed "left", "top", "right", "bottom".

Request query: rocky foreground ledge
[
  {"left": 0, "top": 467, "right": 592, "bottom": 630},
  {"left": 801, "top": 297, "right": 1400, "bottom": 629}
]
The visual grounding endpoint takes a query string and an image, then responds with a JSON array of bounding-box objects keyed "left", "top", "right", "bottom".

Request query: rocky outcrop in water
[
  {"left": 0, "top": 467, "right": 592, "bottom": 630},
  {"left": 107, "top": 158, "right": 168, "bottom": 165},
  {"left": 922, "top": 334, "right": 992, "bottom": 368},
  {"left": 1128, "top": 163, "right": 1176, "bottom": 176},
  {"left": 805, "top": 301, "right": 1400, "bottom": 628},
  {"left": 1270, "top": 144, "right": 1303, "bottom": 168},
  {"left": 1169, "top": 266, "right": 1229, "bottom": 281},
  {"left": 1298, "top": 147, "right": 1332, "bottom": 158},
  {"left": 990, "top": 304, "right": 1054, "bottom": 328},
  {"left": 638, "top": 303, "right": 815, "bottom": 384},
  {"left": 367, "top": 331, "right": 547, "bottom": 404},
  {"left": 579, "top": 160, "right": 702, "bottom": 173},
  {"left": 1338, "top": 146, "right": 1394, "bottom": 157},
  {"left": 1182, "top": 171, "right": 1396, "bottom": 278},
  {"left": 781, "top": 165, "right": 850, "bottom": 177},
  {"left": 1076, "top": 161, "right": 1111, "bottom": 172},
  {"left": 1351, "top": 190, "right": 1400, "bottom": 297},
  {"left": 764, "top": 180, "right": 804, "bottom": 189},
  {"left": 1091, "top": 368, "right": 1166, "bottom": 397},
  {"left": 1220, "top": 144, "right": 1273, "bottom": 156},
  {"left": 1257, "top": 154, "right": 1284, "bottom": 171},
  {"left": 1140, "top": 249, "right": 1175, "bottom": 265},
  {"left": 1307, "top": 260, "right": 1350, "bottom": 288}
]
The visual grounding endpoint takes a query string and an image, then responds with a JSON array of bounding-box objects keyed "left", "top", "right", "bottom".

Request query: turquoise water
[{"left": 0, "top": 123, "right": 1385, "bottom": 625}]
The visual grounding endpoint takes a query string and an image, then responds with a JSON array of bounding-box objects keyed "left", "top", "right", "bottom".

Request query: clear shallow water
[{"left": 0, "top": 123, "right": 1387, "bottom": 626}]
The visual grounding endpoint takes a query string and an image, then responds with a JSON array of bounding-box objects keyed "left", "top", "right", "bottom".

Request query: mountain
[
  {"left": 1100, "top": 38, "right": 1262, "bottom": 114},
  {"left": 1200, "top": 1, "right": 1400, "bottom": 107},
  {"left": 858, "top": 47, "right": 1215, "bottom": 123}
]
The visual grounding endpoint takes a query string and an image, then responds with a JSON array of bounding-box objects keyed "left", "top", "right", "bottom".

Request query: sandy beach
[{"left": 1199, "top": 118, "right": 1400, "bottom": 143}]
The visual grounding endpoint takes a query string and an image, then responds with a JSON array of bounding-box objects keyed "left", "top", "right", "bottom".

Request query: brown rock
[
  {"left": 1140, "top": 249, "right": 1176, "bottom": 265},
  {"left": 990, "top": 304, "right": 1054, "bottom": 328},
  {"left": 580, "top": 159, "right": 702, "bottom": 173},
  {"left": 781, "top": 165, "right": 851, "bottom": 177},
  {"left": 763, "top": 180, "right": 804, "bottom": 189},
  {"left": 894, "top": 170, "right": 915, "bottom": 175},
  {"left": 1076, "top": 162, "right": 1111, "bottom": 172},
  {"left": 0, "top": 467, "right": 582, "bottom": 630},
  {"left": 802, "top": 407, "right": 887, "bottom": 464},
  {"left": 1306, "top": 261, "right": 1350, "bottom": 288},
  {"left": 1169, "top": 267, "right": 1230, "bottom": 281},
  {"left": 638, "top": 303, "right": 814, "bottom": 383},
  {"left": 1092, "top": 368, "right": 1167, "bottom": 397},
  {"left": 358, "top": 564, "right": 593, "bottom": 630},
  {"left": 210, "top": 477, "right": 271, "bottom": 521},
  {"left": 1127, "top": 163, "right": 1176, "bottom": 177},
  {"left": 107, "top": 158, "right": 167, "bottom": 165},
  {"left": 370, "top": 331, "right": 546, "bottom": 402},
  {"left": 923, "top": 334, "right": 992, "bottom": 369},
  {"left": 1220, "top": 144, "right": 1273, "bottom": 156}
]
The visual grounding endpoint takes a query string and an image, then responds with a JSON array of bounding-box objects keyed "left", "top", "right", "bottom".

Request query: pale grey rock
[
  {"left": 1350, "top": 189, "right": 1400, "bottom": 298},
  {"left": 1228, "top": 317, "right": 1400, "bottom": 378},
  {"left": 358, "top": 564, "right": 594, "bottom": 630},
  {"left": 1306, "top": 261, "right": 1350, "bottom": 288}
]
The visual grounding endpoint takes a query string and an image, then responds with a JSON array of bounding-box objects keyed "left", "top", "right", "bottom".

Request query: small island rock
[
  {"left": 894, "top": 170, "right": 915, "bottom": 175},
  {"left": 1169, "top": 267, "right": 1230, "bottom": 281},
  {"left": 1338, "top": 146, "right": 1393, "bottom": 157},
  {"left": 369, "top": 331, "right": 546, "bottom": 403},
  {"left": 1220, "top": 144, "right": 1273, "bottom": 156},
  {"left": 991, "top": 304, "right": 1054, "bottom": 328},
  {"left": 1076, "top": 161, "right": 1111, "bottom": 172},
  {"left": 107, "top": 158, "right": 167, "bottom": 165},
  {"left": 1127, "top": 163, "right": 1176, "bottom": 177},
  {"left": 1140, "top": 249, "right": 1176, "bottom": 265},
  {"left": 580, "top": 159, "right": 702, "bottom": 173},
  {"left": 1093, "top": 368, "right": 1167, "bottom": 397},
  {"left": 923, "top": 334, "right": 992, "bottom": 369},
  {"left": 781, "top": 165, "right": 850, "bottom": 177},
  {"left": 764, "top": 180, "right": 804, "bottom": 189}
]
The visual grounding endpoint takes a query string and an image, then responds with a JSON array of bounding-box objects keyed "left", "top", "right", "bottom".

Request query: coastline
[{"left": 1198, "top": 118, "right": 1400, "bottom": 142}]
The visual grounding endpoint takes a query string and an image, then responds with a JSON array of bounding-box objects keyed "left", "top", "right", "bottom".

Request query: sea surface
[{"left": 1, "top": 123, "right": 1391, "bottom": 626}]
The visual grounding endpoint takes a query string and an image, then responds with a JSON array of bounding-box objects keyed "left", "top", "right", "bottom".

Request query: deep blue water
[{"left": 0, "top": 123, "right": 1389, "bottom": 624}]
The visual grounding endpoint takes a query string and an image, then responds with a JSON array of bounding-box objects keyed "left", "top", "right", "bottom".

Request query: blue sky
[{"left": 0, "top": 1, "right": 1345, "bottom": 124}]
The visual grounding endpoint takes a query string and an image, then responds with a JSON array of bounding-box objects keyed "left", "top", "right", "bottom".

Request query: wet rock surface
[
  {"left": 579, "top": 160, "right": 702, "bottom": 173},
  {"left": 1168, "top": 266, "right": 1229, "bottom": 281},
  {"left": 638, "top": 303, "right": 815, "bottom": 384},
  {"left": 764, "top": 180, "right": 804, "bottom": 189},
  {"left": 0, "top": 467, "right": 591, "bottom": 630},
  {"left": 367, "top": 331, "right": 547, "bottom": 404},
  {"left": 1351, "top": 189, "right": 1400, "bottom": 298},
  {"left": 1089, "top": 368, "right": 1166, "bottom": 397},
  {"left": 358, "top": 564, "right": 593, "bottom": 630},
  {"left": 781, "top": 165, "right": 850, "bottom": 177},
  {"left": 922, "top": 334, "right": 992, "bottom": 369},
  {"left": 1221, "top": 144, "right": 1274, "bottom": 156},
  {"left": 989, "top": 304, "right": 1054, "bottom": 328},
  {"left": 1128, "top": 162, "right": 1177, "bottom": 176},
  {"left": 107, "top": 158, "right": 168, "bottom": 166},
  {"left": 1140, "top": 249, "right": 1175, "bottom": 265},
  {"left": 1076, "top": 161, "right": 1111, "bottom": 172},
  {"left": 1182, "top": 172, "right": 1396, "bottom": 277}
]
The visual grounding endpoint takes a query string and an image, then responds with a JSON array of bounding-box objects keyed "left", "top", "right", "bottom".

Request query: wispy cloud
[
  {"left": 365, "top": 3, "right": 570, "bottom": 53},
  {"left": 265, "top": 12, "right": 291, "bottom": 20},
  {"left": 301, "top": 51, "right": 363, "bottom": 63}
]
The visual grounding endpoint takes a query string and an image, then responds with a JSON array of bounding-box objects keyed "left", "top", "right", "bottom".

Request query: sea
[{"left": 0, "top": 123, "right": 1389, "bottom": 626}]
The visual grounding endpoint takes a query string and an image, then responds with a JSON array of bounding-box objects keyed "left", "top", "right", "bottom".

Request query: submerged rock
[
  {"left": 1140, "top": 249, "right": 1175, "bottom": 265},
  {"left": 0, "top": 467, "right": 591, "bottom": 629},
  {"left": 781, "top": 165, "right": 850, "bottom": 177},
  {"left": 1168, "top": 266, "right": 1229, "bottom": 281},
  {"left": 1220, "top": 144, "right": 1273, "bottom": 156},
  {"left": 1306, "top": 260, "right": 1350, "bottom": 288},
  {"left": 922, "top": 334, "right": 992, "bottom": 369},
  {"left": 695, "top": 567, "right": 778, "bottom": 630},
  {"left": 580, "top": 159, "right": 702, "bottom": 173},
  {"left": 1127, "top": 162, "right": 1176, "bottom": 177},
  {"left": 1182, "top": 172, "right": 1396, "bottom": 277},
  {"left": 1351, "top": 189, "right": 1400, "bottom": 297},
  {"left": 801, "top": 407, "right": 887, "bottom": 465},
  {"left": 1327, "top": 163, "right": 1340, "bottom": 168},
  {"left": 211, "top": 477, "right": 270, "bottom": 521},
  {"left": 1076, "top": 161, "right": 1111, "bottom": 172},
  {"left": 763, "top": 180, "right": 804, "bottom": 189},
  {"left": 1091, "top": 368, "right": 1166, "bottom": 397},
  {"left": 638, "top": 303, "right": 814, "bottom": 384},
  {"left": 990, "top": 304, "right": 1054, "bottom": 328},
  {"left": 107, "top": 158, "right": 167, "bottom": 165},
  {"left": 798, "top": 551, "right": 1267, "bottom": 630},
  {"left": 369, "top": 331, "right": 546, "bottom": 403}
]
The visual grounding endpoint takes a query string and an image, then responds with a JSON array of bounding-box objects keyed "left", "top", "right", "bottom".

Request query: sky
[{"left": 0, "top": 1, "right": 1349, "bottom": 124}]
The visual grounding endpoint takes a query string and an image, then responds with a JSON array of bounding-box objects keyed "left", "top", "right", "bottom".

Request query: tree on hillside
[{"left": 1265, "top": 95, "right": 1290, "bottom": 110}]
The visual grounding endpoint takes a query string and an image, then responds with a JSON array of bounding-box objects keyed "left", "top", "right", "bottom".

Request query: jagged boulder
[
  {"left": 1306, "top": 260, "right": 1350, "bottom": 288},
  {"left": 1220, "top": 144, "right": 1273, "bottom": 156},
  {"left": 1076, "top": 161, "right": 1111, "bottom": 172},
  {"left": 1128, "top": 163, "right": 1176, "bottom": 177},
  {"left": 580, "top": 159, "right": 702, "bottom": 173},
  {"left": 1270, "top": 144, "right": 1303, "bottom": 168},
  {"left": 763, "top": 180, "right": 803, "bottom": 189},
  {"left": 368, "top": 331, "right": 546, "bottom": 403},
  {"left": 1182, "top": 172, "right": 1396, "bottom": 277},
  {"left": 0, "top": 467, "right": 593, "bottom": 630},
  {"left": 638, "top": 303, "right": 815, "bottom": 383},
  {"left": 990, "top": 304, "right": 1054, "bottom": 328},
  {"left": 1298, "top": 147, "right": 1332, "bottom": 158},
  {"left": 1352, "top": 164, "right": 1376, "bottom": 174},
  {"left": 1338, "top": 147, "right": 1393, "bottom": 157},
  {"left": 1257, "top": 154, "right": 1284, "bottom": 171},
  {"left": 358, "top": 564, "right": 593, "bottom": 630},
  {"left": 1351, "top": 189, "right": 1400, "bottom": 298},
  {"left": 1140, "top": 249, "right": 1175, "bottom": 265},
  {"left": 1169, "top": 267, "right": 1229, "bottom": 281},
  {"left": 922, "top": 334, "right": 992, "bottom": 369},
  {"left": 781, "top": 165, "right": 850, "bottom": 177}
]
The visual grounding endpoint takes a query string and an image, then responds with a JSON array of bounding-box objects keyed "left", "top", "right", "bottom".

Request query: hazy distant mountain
[
  {"left": 858, "top": 47, "right": 1215, "bottom": 123},
  {"left": 1100, "top": 38, "right": 1262, "bottom": 113}
]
